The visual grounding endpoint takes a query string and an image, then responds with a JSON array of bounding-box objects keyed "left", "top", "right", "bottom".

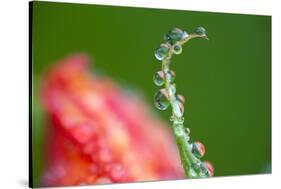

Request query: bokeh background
[{"left": 31, "top": 1, "right": 271, "bottom": 187}]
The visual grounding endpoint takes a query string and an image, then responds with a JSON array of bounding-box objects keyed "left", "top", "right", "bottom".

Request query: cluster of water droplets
[
  {"left": 154, "top": 28, "right": 188, "bottom": 61},
  {"left": 153, "top": 27, "right": 213, "bottom": 178},
  {"left": 153, "top": 78, "right": 185, "bottom": 117},
  {"left": 153, "top": 70, "right": 175, "bottom": 87},
  {"left": 153, "top": 27, "right": 189, "bottom": 117}
]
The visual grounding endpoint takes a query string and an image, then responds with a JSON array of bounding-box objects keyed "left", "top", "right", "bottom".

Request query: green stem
[
  {"left": 163, "top": 61, "right": 199, "bottom": 177},
  {"left": 161, "top": 33, "right": 207, "bottom": 178}
]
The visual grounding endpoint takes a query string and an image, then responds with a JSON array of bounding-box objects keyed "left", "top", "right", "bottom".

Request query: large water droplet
[
  {"left": 173, "top": 45, "right": 182, "bottom": 55},
  {"left": 154, "top": 89, "right": 170, "bottom": 110},
  {"left": 153, "top": 71, "right": 165, "bottom": 86},
  {"left": 173, "top": 99, "right": 184, "bottom": 117},
  {"left": 165, "top": 28, "right": 188, "bottom": 44},
  {"left": 154, "top": 43, "right": 171, "bottom": 61},
  {"left": 191, "top": 141, "right": 206, "bottom": 158},
  {"left": 166, "top": 70, "right": 176, "bottom": 83},
  {"left": 194, "top": 26, "right": 207, "bottom": 37}
]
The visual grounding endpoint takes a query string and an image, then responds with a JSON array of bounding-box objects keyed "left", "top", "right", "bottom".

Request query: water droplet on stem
[
  {"left": 191, "top": 141, "right": 206, "bottom": 158},
  {"left": 173, "top": 45, "right": 182, "bottom": 55},
  {"left": 154, "top": 89, "right": 170, "bottom": 110},
  {"left": 153, "top": 71, "right": 165, "bottom": 86},
  {"left": 165, "top": 28, "right": 188, "bottom": 44},
  {"left": 155, "top": 43, "right": 171, "bottom": 61},
  {"left": 194, "top": 26, "right": 207, "bottom": 37}
]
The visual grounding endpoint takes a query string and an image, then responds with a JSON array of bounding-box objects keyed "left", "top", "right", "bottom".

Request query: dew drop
[
  {"left": 176, "top": 94, "right": 185, "bottom": 104},
  {"left": 194, "top": 26, "right": 207, "bottom": 37},
  {"left": 154, "top": 89, "right": 170, "bottom": 110},
  {"left": 191, "top": 141, "right": 206, "bottom": 158},
  {"left": 173, "top": 100, "right": 184, "bottom": 117},
  {"left": 173, "top": 45, "right": 183, "bottom": 55},
  {"left": 204, "top": 161, "right": 214, "bottom": 177},
  {"left": 153, "top": 71, "right": 165, "bottom": 86},
  {"left": 166, "top": 70, "right": 176, "bottom": 83},
  {"left": 165, "top": 28, "right": 187, "bottom": 44},
  {"left": 199, "top": 161, "right": 214, "bottom": 177},
  {"left": 155, "top": 43, "right": 171, "bottom": 61}
]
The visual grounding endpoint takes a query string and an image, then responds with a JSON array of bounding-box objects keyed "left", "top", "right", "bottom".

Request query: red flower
[{"left": 41, "top": 54, "right": 184, "bottom": 186}]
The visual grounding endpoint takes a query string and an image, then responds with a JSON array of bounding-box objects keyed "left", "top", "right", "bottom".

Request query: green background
[{"left": 32, "top": 1, "right": 271, "bottom": 187}]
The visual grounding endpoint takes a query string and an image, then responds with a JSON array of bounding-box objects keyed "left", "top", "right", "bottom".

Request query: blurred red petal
[{"left": 41, "top": 54, "right": 184, "bottom": 186}]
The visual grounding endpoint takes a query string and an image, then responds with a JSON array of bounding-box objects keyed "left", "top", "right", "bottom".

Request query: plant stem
[{"left": 161, "top": 33, "right": 207, "bottom": 177}]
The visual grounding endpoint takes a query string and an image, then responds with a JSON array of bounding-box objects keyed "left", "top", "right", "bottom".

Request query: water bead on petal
[
  {"left": 153, "top": 71, "right": 165, "bottom": 86},
  {"left": 173, "top": 45, "right": 183, "bottom": 55},
  {"left": 191, "top": 141, "right": 206, "bottom": 158},
  {"left": 154, "top": 89, "right": 170, "bottom": 110},
  {"left": 154, "top": 43, "right": 171, "bottom": 61}
]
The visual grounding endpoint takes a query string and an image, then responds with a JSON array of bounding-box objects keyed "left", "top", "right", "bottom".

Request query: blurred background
[{"left": 32, "top": 1, "right": 271, "bottom": 187}]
